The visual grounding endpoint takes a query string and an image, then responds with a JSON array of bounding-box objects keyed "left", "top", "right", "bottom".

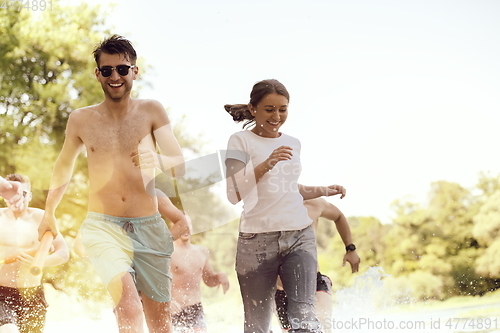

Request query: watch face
[{"left": 346, "top": 244, "right": 356, "bottom": 251}]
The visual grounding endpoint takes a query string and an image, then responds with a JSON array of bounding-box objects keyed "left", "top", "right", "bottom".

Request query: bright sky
[{"left": 68, "top": 0, "right": 499, "bottom": 223}]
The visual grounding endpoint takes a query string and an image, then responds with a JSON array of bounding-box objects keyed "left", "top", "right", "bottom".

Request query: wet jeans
[{"left": 236, "top": 225, "right": 322, "bottom": 333}]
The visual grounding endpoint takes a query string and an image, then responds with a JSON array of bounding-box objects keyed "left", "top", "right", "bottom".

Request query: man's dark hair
[
  {"left": 5, "top": 173, "right": 30, "bottom": 187},
  {"left": 93, "top": 34, "right": 137, "bottom": 66}
]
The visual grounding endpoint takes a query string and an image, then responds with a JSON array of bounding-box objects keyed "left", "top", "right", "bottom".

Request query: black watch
[{"left": 346, "top": 244, "right": 356, "bottom": 252}]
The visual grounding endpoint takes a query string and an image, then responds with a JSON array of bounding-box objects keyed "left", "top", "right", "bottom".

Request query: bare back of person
[
  {"left": 0, "top": 207, "right": 43, "bottom": 288},
  {"left": 304, "top": 197, "right": 338, "bottom": 233},
  {"left": 171, "top": 243, "right": 208, "bottom": 309},
  {"left": 72, "top": 99, "right": 162, "bottom": 217}
]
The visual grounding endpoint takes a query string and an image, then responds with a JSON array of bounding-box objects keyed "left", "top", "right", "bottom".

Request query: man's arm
[
  {"left": 318, "top": 200, "right": 352, "bottom": 246},
  {"left": 35, "top": 209, "right": 70, "bottom": 267},
  {"left": 317, "top": 199, "right": 360, "bottom": 273},
  {"left": 38, "top": 113, "right": 84, "bottom": 239},
  {"left": 201, "top": 247, "right": 229, "bottom": 293},
  {"left": 43, "top": 233, "right": 70, "bottom": 267},
  {"left": 15, "top": 234, "right": 69, "bottom": 268},
  {"left": 151, "top": 101, "right": 185, "bottom": 177},
  {"left": 156, "top": 188, "right": 189, "bottom": 240},
  {"left": 130, "top": 101, "right": 185, "bottom": 177},
  {"left": 299, "top": 184, "right": 346, "bottom": 200},
  {"left": 16, "top": 210, "right": 70, "bottom": 267}
]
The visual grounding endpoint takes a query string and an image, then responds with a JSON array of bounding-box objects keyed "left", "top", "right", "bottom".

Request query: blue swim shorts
[{"left": 81, "top": 212, "right": 173, "bottom": 302}]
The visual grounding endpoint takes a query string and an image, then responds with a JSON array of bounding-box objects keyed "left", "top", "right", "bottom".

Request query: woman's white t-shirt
[{"left": 226, "top": 130, "right": 312, "bottom": 233}]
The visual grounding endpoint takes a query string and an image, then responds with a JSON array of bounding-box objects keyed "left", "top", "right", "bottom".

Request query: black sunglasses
[{"left": 97, "top": 65, "right": 136, "bottom": 77}]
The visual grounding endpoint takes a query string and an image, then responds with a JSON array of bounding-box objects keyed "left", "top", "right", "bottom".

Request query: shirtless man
[
  {"left": 275, "top": 198, "right": 360, "bottom": 333},
  {"left": 0, "top": 174, "right": 69, "bottom": 333},
  {"left": 0, "top": 176, "right": 24, "bottom": 210},
  {"left": 38, "top": 35, "right": 185, "bottom": 333},
  {"left": 170, "top": 215, "right": 229, "bottom": 333}
]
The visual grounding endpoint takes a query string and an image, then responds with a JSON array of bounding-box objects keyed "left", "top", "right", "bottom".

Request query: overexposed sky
[{"left": 66, "top": 0, "right": 499, "bottom": 223}]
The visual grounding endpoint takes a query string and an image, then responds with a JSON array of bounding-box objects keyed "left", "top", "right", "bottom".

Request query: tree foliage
[
  {"left": 473, "top": 190, "right": 500, "bottom": 279},
  {"left": 324, "top": 174, "right": 500, "bottom": 302},
  {"left": 0, "top": 2, "right": 112, "bottom": 300},
  {"left": 379, "top": 177, "right": 500, "bottom": 300}
]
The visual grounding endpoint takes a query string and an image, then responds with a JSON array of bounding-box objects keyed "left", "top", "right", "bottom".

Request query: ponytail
[{"left": 224, "top": 104, "right": 255, "bottom": 129}]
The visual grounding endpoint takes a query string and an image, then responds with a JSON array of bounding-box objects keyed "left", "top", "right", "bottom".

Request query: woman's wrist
[{"left": 258, "top": 161, "right": 273, "bottom": 174}]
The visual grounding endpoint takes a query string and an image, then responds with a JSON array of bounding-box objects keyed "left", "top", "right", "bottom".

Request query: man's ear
[{"left": 132, "top": 65, "right": 139, "bottom": 80}]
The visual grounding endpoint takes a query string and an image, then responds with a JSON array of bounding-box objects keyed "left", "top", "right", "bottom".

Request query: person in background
[
  {"left": 0, "top": 173, "right": 69, "bottom": 333},
  {"left": 170, "top": 214, "right": 229, "bottom": 333}
]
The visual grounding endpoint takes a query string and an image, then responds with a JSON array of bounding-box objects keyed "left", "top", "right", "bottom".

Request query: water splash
[
  {"left": 329, "top": 267, "right": 500, "bottom": 333},
  {"left": 328, "top": 267, "right": 420, "bottom": 332}
]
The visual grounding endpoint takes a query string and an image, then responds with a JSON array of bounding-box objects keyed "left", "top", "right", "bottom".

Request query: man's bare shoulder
[
  {"left": 190, "top": 244, "right": 210, "bottom": 258},
  {"left": 68, "top": 104, "right": 102, "bottom": 121},
  {"left": 135, "top": 99, "right": 165, "bottom": 112}
]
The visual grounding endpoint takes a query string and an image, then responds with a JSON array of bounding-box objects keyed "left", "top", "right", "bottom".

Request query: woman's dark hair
[
  {"left": 225, "top": 79, "right": 290, "bottom": 129},
  {"left": 93, "top": 34, "right": 137, "bottom": 66}
]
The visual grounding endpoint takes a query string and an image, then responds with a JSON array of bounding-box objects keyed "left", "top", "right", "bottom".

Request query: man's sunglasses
[{"left": 97, "top": 65, "right": 136, "bottom": 77}]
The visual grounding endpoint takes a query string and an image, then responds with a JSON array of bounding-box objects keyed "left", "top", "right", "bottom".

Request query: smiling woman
[{"left": 223, "top": 79, "right": 346, "bottom": 333}]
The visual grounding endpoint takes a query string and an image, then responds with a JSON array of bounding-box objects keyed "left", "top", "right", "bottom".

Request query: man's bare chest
[
  {"left": 172, "top": 252, "right": 205, "bottom": 274},
  {"left": 0, "top": 217, "right": 38, "bottom": 250},
  {"left": 81, "top": 118, "right": 153, "bottom": 154}
]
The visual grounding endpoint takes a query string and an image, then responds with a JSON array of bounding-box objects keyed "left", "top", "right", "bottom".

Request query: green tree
[
  {"left": 473, "top": 189, "right": 500, "bottom": 285},
  {"left": 470, "top": 172, "right": 500, "bottom": 291},
  {"left": 0, "top": 2, "right": 113, "bottom": 300},
  {"left": 383, "top": 180, "right": 493, "bottom": 300}
]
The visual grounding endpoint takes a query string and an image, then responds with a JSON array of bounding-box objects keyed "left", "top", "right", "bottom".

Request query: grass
[{"left": 390, "top": 288, "right": 500, "bottom": 312}]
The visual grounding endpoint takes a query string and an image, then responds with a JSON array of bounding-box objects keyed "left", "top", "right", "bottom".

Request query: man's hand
[
  {"left": 130, "top": 148, "right": 159, "bottom": 170},
  {"left": 1, "top": 181, "right": 25, "bottom": 210},
  {"left": 16, "top": 252, "right": 35, "bottom": 267},
  {"left": 217, "top": 272, "right": 230, "bottom": 293},
  {"left": 325, "top": 184, "right": 346, "bottom": 199},
  {"left": 342, "top": 251, "right": 360, "bottom": 273},
  {"left": 38, "top": 212, "right": 58, "bottom": 241},
  {"left": 170, "top": 215, "right": 190, "bottom": 241}
]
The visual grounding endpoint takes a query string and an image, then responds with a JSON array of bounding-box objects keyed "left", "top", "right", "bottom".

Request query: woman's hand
[{"left": 265, "top": 146, "right": 293, "bottom": 170}]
